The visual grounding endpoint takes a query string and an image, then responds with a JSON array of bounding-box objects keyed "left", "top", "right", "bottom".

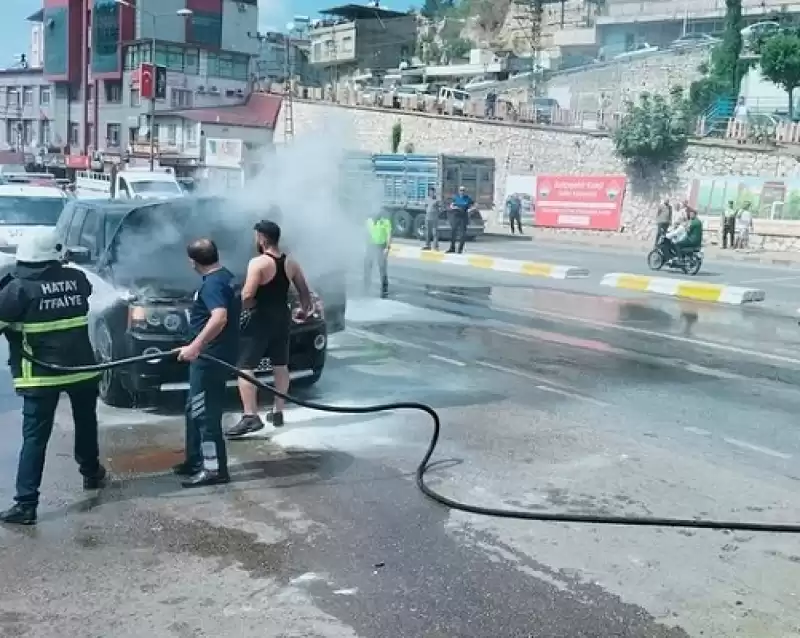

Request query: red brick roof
[{"left": 170, "top": 92, "right": 282, "bottom": 129}]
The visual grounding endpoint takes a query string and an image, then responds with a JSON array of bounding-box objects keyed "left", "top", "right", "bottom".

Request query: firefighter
[
  {"left": 364, "top": 212, "right": 392, "bottom": 298},
  {"left": 0, "top": 231, "right": 106, "bottom": 526}
]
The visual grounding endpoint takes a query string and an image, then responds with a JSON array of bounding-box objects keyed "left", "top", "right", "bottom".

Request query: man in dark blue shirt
[
  {"left": 448, "top": 186, "right": 474, "bottom": 254},
  {"left": 176, "top": 238, "right": 240, "bottom": 488}
]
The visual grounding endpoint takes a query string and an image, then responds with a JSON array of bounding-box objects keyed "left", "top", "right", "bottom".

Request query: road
[{"left": 1, "top": 241, "right": 800, "bottom": 637}]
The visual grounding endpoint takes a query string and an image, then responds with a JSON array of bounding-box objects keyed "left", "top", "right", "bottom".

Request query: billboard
[
  {"left": 688, "top": 175, "right": 800, "bottom": 220},
  {"left": 534, "top": 175, "right": 626, "bottom": 230}
]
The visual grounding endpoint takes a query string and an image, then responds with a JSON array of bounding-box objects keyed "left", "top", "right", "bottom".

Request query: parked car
[
  {"left": 530, "top": 97, "right": 560, "bottom": 124},
  {"left": 670, "top": 33, "right": 720, "bottom": 48},
  {"left": 741, "top": 21, "right": 780, "bottom": 47},
  {"left": 614, "top": 43, "right": 659, "bottom": 60},
  {"left": 48, "top": 196, "right": 343, "bottom": 407}
]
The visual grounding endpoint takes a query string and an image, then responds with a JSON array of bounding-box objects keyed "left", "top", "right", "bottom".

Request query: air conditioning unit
[
  {"left": 209, "top": 86, "right": 220, "bottom": 95},
  {"left": 197, "top": 85, "right": 206, "bottom": 93},
  {"left": 238, "top": 2, "right": 247, "bottom": 12},
  {"left": 235, "top": 89, "right": 244, "bottom": 97}
]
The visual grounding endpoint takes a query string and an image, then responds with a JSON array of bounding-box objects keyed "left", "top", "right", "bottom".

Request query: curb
[
  {"left": 600, "top": 273, "right": 766, "bottom": 304},
  {"left": 389, "top": 245, "right": 589, "bottom": 279}
]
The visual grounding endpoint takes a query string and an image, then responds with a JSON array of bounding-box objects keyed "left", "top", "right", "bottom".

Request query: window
[
  {"left": 69, "top": 122, "right": 79, "bottom": 146},
  {"left": 39, "top": 86, "right": 51, "bottom": 106},
  {"left": 313, "top": 43, "right": 321, "bottom": 61},
  {"left": 39, "top": 120, "right": 51, "bottom": 146},
  {"left": 118, "top": 177, "right": 130, "bottom": 198},
  {"left": 185, "top": 124, "right": 197, "bottom": 145},
  {"left": 106, "top": 123, "right": 121, "bottom": 147},
  {"left": 22, "top": 120, "right": 33, "bottom": 145},
  {"left": 66, "top": 206, "right": 87, "bottom": 246},
  {"left": 190, "top": 11, "right": 222, "bottom": 48},
  {"left": 7, "top": 89, "right": 18, "bottom": 106},
  {"left": 79, "top": 208, "right": 101, "bottom": 257},
  {"left": 167, "top": 124, "right": 177, "bottom": 146},
  {"left": 166, "top": 45, "right": 184, "bottom": 71},
  {"left": 232, "top": 55, "right": 249, "bottom": 81},
  {"left": 206, "top": 52, "right": 220, "bottom": 77},
  {"left": 104, "top": 80, "right": 122, "bottom": 104},
  {"left": 128, "top": 126, "right": 138, "bottom": 145},
  {"left": 124, "top": 46, "right": 136, "bottom": 70},
  {"left": 170, "top": 88, "right": 192, "bottom": 108},
  {"left": 130, "top": 88, "right": 140, "bottom": 107},
  {"left": 341, "top": 37, "right": 353, "bottom": 53},
  {"left": 219, "top": 53, "right": 233, "bottom": 78},
  {"left": 0, "top": 196, "right": 67, "bottom": 227},
  {"left": 184, "top": 49, "right": 199, "bottom": 75},
  {"left": 22, "top": 87, "right": 33, "bottom": 106}
]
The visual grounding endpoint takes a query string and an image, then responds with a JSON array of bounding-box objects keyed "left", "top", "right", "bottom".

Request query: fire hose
[{"left": 21, "top": 349, "right": 800, "bottom": 534}]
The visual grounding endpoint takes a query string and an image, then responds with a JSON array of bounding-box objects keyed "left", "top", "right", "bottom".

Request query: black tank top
[{"left": 253, "top": 253, "right": 291, "bottom": 321}]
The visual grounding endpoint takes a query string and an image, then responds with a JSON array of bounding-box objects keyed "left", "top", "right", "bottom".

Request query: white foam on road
[{"left": 345, "top": 298, "right": 463, "bottom": 324}]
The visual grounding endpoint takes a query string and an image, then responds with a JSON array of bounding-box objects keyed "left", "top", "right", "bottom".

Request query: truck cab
[{"left": 75, "top": 166, "right": 184, "bottom": 201}]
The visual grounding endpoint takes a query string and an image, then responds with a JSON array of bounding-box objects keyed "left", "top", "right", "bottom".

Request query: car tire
[
  {"left": 392, "top": 211, "right": 414, "bottom": 238},
  {"left": 95, "top": 319, "right": 134, "bottom": 408}
]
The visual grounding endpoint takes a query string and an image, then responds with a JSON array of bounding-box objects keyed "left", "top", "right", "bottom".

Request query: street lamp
[{"left": 115, "top": 0, "right": 192, "bottom": 171}]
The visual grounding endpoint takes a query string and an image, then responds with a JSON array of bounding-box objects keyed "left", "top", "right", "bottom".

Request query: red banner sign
[
  {"left": 534, "top": 175, "right": 627, "bottom": 230},
  {"left": 139, "top": 63, "right": 155, "bottom": 99}
]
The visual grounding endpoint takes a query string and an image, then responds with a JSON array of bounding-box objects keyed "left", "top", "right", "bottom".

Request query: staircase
[{"left": 700, "top": 95, "right": 735, "bottom": 137}]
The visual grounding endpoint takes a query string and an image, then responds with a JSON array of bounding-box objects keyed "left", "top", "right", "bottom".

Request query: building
[
  {"left": 308, "top": 3, "right": 417, "bottom": 83},
  {"left": 1, "top": 0, "right": 262, "bottom": 169},
  {"left": 253, "top": 31, "right": 319, "bottom": 87}
]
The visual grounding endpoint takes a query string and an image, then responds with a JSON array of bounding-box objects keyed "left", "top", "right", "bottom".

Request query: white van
[
  {"left": 438, "top": 87, "right": 471, "bottom": 116},
  {"left": 0, "top": 182, "right": 70, "bottom": 252}
]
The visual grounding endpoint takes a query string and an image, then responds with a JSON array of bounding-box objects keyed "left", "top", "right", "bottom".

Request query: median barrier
[
  {"left": 388, "top": 245, "right": 589, "bottom": 279},
  {"left": 600, "top": 273, "right": 766, "bottom": 304}
]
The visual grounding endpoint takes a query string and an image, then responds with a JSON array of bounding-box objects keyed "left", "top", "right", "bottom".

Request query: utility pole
[
  {"left": 283, "top": 31, "right": 294, "bottom": 142},
  {"left": 246, "top": 31, "right": 267, "bottom": 90}
]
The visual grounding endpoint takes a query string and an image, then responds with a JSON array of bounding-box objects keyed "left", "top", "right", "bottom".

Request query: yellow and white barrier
[
  {"left": 388, "top": 245, "right": 589, "bottom": 279},
  {"left": 601, "top": 273, "right": 766, "bottom": 304}
]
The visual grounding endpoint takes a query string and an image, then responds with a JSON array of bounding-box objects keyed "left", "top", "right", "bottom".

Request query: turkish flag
[{"left": 140, "top": 63, "right": 154, "bottom": 99}]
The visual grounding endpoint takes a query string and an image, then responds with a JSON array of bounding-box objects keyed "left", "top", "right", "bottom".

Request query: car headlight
[{"left": 128, "top": 305, "right": 186, "bottom": 333}]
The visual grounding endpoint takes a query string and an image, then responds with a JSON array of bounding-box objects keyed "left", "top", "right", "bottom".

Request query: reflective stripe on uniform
[
  {"left": 14, "top": 370, "right": 100, "bottom": 388},
  {"left": 10, "top": 316, "right": 89, "bottom": 334}
]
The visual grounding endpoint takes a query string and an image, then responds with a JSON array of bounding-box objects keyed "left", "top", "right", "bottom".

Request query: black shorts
[{"left": 237, "top": 316, "right": 290, "bottom": 369}]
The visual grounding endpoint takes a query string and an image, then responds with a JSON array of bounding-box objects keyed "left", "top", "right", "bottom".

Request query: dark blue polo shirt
[
  {"left": 452, "top": 193, "right": 474, "bottom": 215},
  {"left": 189, "top": 267, "right": 240, "bottom": 364}
]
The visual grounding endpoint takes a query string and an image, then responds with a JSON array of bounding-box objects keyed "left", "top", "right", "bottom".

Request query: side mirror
[{"left": 65, "top": 246, "right": 92, "bottom": 264}]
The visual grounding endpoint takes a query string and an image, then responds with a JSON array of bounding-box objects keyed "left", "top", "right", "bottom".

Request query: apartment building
[
  {"left": 9, "top": 0, "right": 264, "bottom": 168},
  {"left": 253, "top": 31, "right": 319, "bottom": 86},
  {"left": 308, "top": 4, "right": 416, "bottom": 82}
]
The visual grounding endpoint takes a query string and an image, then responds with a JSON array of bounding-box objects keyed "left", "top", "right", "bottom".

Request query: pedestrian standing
[
  {"left": 722, "top": 200, "right": 737, "bottom": 249},
  {"left": 364, "top": 212, "right": 392, "bottom": 298},
  {"left": 422, "top": 186, "right": 440, "bottom": 250},
  {"left": 0, "top": 232, "right": 106, "bottom": 526},
  {"left": 226, "top": 220, "right": 314, "bottom": 436},
  {"left": 448, "top": 185, "right": 474, "bottom": 254},
  {"left": 736, "top": 202, "right": 753, "bottom": 249},
  {"left": 655, "top": 199, "right": 672, "bottom": 245},
  {"left": 175, "top": 238, "right": 240, "bottom": 488},
  {"left": 507, "top": 193, "right": 523, "bottom": 235}
]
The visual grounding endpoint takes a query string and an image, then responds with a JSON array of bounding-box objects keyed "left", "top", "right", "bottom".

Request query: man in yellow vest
[{"left": 364, "top": 212, "right": 392, "bottom": 298}]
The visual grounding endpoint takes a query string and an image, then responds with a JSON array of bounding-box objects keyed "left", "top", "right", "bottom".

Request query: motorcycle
[{"left": 647, "top": 236, "right": 703, "bottom": 276}]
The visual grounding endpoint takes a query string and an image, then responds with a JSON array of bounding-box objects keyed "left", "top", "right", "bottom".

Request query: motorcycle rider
[{"left": 667, "top": 208, "right": 703, "bottom": 259}]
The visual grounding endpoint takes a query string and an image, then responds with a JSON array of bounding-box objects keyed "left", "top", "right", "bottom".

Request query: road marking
[
  {"left": 684, "top": 426, "right": 712, "bottom": 436},
  {"left": 428, "top": 354, "right": 466, "bottom": 366},
  {"left": 683, "top": 363, "right": 747, "bottom": 380},
  {"left": 723, "top": 437, "right": 792, "bottom": 460},
  {"left": 348, "top": 327, "right": 428, "bottom": 352},
  {"left": 534, "top": 384, "right": 610, "bottom": 406},
  {"left": 738, "top": 275, "right": 800, "bottom": 284}
]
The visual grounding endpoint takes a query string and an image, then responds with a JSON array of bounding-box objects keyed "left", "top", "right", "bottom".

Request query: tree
[
  {"left": 391, "top": 122, "right": 403, "bottom": 153},
  {"left": 759, "top": 33, "right": 800, "bottom": 118},
  {"left": 613, "top": 88, "right": 691, "bottom": 167},
  {"left": 420, "top": 0, "right": 455, "bottom": 19}
]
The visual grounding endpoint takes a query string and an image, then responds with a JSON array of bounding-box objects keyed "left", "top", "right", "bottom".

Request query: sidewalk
[{"left": 482, "top": 222, "right": 800, "bottom": 267}]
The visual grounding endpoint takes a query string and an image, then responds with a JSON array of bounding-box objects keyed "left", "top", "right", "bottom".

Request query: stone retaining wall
[{"left": 282, "top": 100, "right": 800, "bottom": 251}]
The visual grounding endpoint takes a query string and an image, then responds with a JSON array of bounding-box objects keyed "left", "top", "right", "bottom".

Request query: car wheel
[
  {"left": 646, "top": 249, "right": 665, "bottom": 271},
  {"left": 413, "top": 215, "right": 427, "bottom": 241},
  {"left": 95, "top": 320, "right": 134, "bottom": 408},
  {"left": 392, "top": 211, "right": 414, "bottom": 238}
]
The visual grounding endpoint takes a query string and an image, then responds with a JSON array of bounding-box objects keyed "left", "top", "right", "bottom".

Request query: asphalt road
[
  {"left": 1, "top": 251, "right": 800, "bottom": 637},
  {"left": 404, "top": 236, "right": 800, "bottom": 316}
]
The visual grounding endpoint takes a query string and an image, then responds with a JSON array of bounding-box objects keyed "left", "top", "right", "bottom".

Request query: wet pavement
[{"left": 1, "top": 256, "right": 800, "bottom": 637}]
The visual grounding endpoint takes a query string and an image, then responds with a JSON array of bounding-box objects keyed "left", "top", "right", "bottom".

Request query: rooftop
[
  {"left": 26, "top": 9, "right": 43, "bottom": 22},
  {"left": 318, "top": 4, "right": 410, "bottom": 20},
  {"left": 165, "top": 92, "right": 282, "bottom": 129}
]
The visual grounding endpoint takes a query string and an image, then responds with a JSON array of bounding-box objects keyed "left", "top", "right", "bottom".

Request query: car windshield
[
  {"left": 128, "top": 180, "right": 183, "bottom": 196},
  {"left": 0, "top": 195, "right": 65, "bottom": 226},
  {"left": 453, "top": 90, "right": 469, "bottom": 101}
]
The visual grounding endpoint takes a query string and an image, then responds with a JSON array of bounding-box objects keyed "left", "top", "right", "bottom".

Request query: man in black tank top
[{"left": 227, "top": 219, "right": 314, "bottom": 437}]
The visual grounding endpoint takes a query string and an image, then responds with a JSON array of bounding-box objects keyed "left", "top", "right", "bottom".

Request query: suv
[{"left": 52, "top": 196, "right": 344, "bottom": 407}]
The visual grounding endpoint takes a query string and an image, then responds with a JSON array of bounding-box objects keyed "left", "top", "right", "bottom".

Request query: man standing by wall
[
  {"left": 655, "top": 199, "right": 672, "bottom": 245},
  {"left": 507, "top": 193, "right": 523, "bottom": 235},
  {"left": 448, "top": 185, "right": 473, "bottom": 254},
  {"left": 722, "top": 200, "right": 737, "bottom": 249},
  {"left": 364, "top": 212, "right": 392, "bottom": 298},
  {"left": 176, "top": 239, "right": 240, "bottom": 488}
]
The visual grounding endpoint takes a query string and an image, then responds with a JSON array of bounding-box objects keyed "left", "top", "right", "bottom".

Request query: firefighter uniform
[
  {"left": 364, "top": 216, "right": 392, "bottom": 298},
  {"left": 0, "top": 232, "right": 106, "bottom": 526}
]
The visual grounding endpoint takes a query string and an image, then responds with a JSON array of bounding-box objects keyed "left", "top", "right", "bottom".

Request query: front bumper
[{"left": 120, "top": 322, "right": 327, "bottom": 394}]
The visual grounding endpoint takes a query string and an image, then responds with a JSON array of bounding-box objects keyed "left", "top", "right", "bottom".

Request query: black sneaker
[
  {"left": 421, "top": 246, "right": 431, "bottom": 251},
  {"left": 445, "top": 249, "right": 455, "bottom": 254},
  {"left": 265, "top": 411, "right": 285, "bottom": 428},
  {"left": 172, "top": 462, "right": 202, "bottom": 477},
  {"left": 181, "top": 470, "right": 231, "bottom": 489},
  {"left": 225, "top": 414, "right": 264, "bottom": 438},
  {"left": 83, "top": 465, "right": 107, "bottom": 490},
  {"left": 0, "top": 503, "right": 37, "bottom": 526}
]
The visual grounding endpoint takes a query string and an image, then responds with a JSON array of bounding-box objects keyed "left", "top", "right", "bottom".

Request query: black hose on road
[{"left": 21, "top": 349, "right": 800, "bottom": 534}]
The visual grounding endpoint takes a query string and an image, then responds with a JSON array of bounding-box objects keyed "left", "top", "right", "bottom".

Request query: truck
[
  {"left": 368, "top": 154, "right": 495, "bottom": 241},
  {"left": 75, "top": 165, "right": 184, "bottom": 200}
]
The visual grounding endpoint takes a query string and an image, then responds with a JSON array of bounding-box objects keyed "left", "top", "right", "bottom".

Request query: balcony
[{"left": 553, "top": 27, "right": 597, "bottom": 48}]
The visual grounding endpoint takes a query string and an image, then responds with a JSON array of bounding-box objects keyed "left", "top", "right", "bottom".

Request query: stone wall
[{"left": 281, "top": 100, "right": 800, "bottom": 251}]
